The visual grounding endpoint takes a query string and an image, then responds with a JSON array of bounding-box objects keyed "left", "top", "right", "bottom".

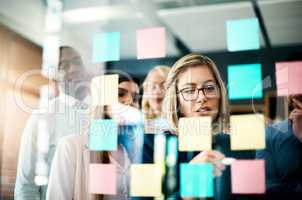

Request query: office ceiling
[{"left": 0, "top": 0, "right": 301, "bottom": 62}]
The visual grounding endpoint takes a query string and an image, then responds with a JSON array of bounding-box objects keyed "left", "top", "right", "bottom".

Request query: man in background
[{"left": 15, "top": 46, "right": 91, "bottom": 200}]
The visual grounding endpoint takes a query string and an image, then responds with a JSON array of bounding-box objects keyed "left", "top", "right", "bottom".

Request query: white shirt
[
  {"left": 46, "top": 134, "right": 131, "bottom": 200},
  {"left": 15, "top": 93, "right": 89, "bottom": 200}
]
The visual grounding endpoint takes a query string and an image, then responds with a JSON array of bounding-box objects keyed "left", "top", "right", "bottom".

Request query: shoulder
[
  {"left": 266, "top": 120, "right": 292, "bottom": 140},
  {"left": 57, "top": 134, "right": 87, "bottom": 155}
]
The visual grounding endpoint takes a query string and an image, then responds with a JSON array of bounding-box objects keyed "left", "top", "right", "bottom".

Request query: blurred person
[
  {"left": 142, "top": 65, "right": 170, "bottom": 133},
  {"left": 46, "top": 73, "right": 142, "bottom": 200},
  {"left": 15, "top": 46, "right": 90, "bottom": 200},
  {"left": 256, "top": 94, "right": 302, "bottom": 199},
  {"left": 141, "top": 66, "right": 170, "bottom": 165}
]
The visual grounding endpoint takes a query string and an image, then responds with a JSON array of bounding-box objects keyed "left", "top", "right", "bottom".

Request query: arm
[
  {"left": 14, "top": 115, "right": 41, "bottom": 200},
  {"left": 46, "top": 137, "right": 75, "bottom": 200},
  {"left": 255, "top": 126, "right": 279, "bottom": 188}
]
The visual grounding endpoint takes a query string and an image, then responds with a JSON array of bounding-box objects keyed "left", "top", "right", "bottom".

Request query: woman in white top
[{"left": 46, "top": 73, "right": 140, "bottom": 200}]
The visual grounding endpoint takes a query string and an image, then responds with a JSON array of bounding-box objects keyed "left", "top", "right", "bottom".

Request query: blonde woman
[
  {"left": 162, "top": 53, "right": 256, "bottom": 199},
  {"left": 142, "top": 65, "right": 170, "bottom": 133}
]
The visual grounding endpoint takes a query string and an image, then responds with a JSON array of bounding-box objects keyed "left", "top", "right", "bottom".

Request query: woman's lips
[{"left": 195, "top": 107, "right": 211, "bottom": 115}]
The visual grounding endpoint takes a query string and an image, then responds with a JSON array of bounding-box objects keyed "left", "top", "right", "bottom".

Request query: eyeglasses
[
  {"left": 143, "top": 82, "right": 165, "bottom": 92},
  {"left": 118, "top": 88, "right": 140, "bottom": 103},
  {"left": 178, "top": 84, "right": 219, "bottom": 101}
]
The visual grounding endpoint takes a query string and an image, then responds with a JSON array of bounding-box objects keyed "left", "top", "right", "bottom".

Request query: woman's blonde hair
[
  {"left": 142, "top": 65, "right": 170, "bottom": 119},
  {"left": 163, "top": 53, "right": 229, "bottom": 134}
]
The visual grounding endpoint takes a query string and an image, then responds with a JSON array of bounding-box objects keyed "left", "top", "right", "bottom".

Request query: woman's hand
[{"left": 190, "top": 150, "right": 226, "bottom": 177}]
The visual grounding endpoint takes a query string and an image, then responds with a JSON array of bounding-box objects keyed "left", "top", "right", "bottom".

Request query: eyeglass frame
[{"left": 177, "top": 83, "right": 220, "bottom": 101}]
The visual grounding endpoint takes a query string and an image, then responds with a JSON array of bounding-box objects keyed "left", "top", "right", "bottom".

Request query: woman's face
[
  {"left": 176, "top": 65, "right": 220, "bottom": 120},
  {"left": 118, "top": 81, "right": 140, "bottom": 108},
  {"left": 144, "top": 70, "right": 166, "bottom": 111}
]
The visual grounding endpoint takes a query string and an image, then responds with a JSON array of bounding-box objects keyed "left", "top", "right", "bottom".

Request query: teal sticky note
[
  {"left": 93, "top": 32, "right": 120, "bottom": 62},
  {"left": 180, "top": 163, "right": 214, "bottom": 198},
  {"left": 89, "top": 119, "right": 118, "bottom": 151},
  {"left": 228, "top": 63, "right": 263, "bottom": 100},
  {"left": 226, "top": 18, "right": 260, "bottom": 52}
]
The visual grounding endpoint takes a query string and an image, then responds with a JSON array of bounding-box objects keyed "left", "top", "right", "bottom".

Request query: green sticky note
[
  {"left": 226, "top": 18, "right": 260, "bottom": 52},
  {"left": 89, "top": 119, "right": 118, "bottom": 151},
  {"left": 180, "top": 163, "right": 214, "bottom": 198},
  {"left": 228, "top": 63, "right": 263, "bottom": 100},
  {"left": 93, "top": 32, "right": 120, "bottom": 62}
]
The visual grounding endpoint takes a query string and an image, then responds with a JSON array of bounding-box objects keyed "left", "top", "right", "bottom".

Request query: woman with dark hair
[{"left": 46, "top": 73, "right": 142, "bottom": 200}]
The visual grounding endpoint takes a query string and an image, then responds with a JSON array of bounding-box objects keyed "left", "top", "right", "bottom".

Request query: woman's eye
[
  {"left": 204, "top": 85, "right": 216, "bottom": 93},
  {"left": 183, "top": 89, "right": 196, "bottom": 94}
]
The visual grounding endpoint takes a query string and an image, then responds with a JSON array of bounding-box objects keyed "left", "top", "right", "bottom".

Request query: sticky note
[
  {"left": 136, "top": 27, "right": 166, "bottom": 59},
  {"left": 130, "top": 164, "right": 162, "bottom": 197},
  {"left": 89, "top": 164, "right": 117, "bottom": 194},
  {"left": 275, "top": 61, "right": 302, "bottom": 96},
  {"left": 228, "top": 63, "right": 263, "bottom": 100},
  {"left": 180, "top": 163, "right": 214, "bottom": 198},
  {"left": 231, "top": 160, "right": 265, "bottom": 194},
  {"left": 178, "top": 117, "right": 212, "bottom": 151},
  {"left": 91, "top": 75, "right": 118, "bottom": 106},
  {"left": 89, "top": 119, "right": 118, "bottom": 151},
  {"left": 226, "top": 18, "right": 260, "bottom": 52},
  {"left": 230, "top": 114, "right": 265, "bottom": 150},
  {"left": 93, "top": 32, "right": 120, "bottom": 62}
]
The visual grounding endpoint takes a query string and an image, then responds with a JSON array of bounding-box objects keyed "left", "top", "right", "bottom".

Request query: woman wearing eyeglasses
[{"left": 162, "top": 53, "right": 257, "bottom": 200}]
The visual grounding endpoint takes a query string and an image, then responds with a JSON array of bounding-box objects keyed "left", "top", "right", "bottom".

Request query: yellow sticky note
[
  {"left": 230, "top": 114, "right": 265, "bottom": 150},
  {"left": 178, "top": 117, "right": 212, "bottom": 152},
  {"left": 91, "top": 75, "right": 118, "bottom": 106},
  {"left": 130, "top": 164, "right": 162, "bottom": 197}
]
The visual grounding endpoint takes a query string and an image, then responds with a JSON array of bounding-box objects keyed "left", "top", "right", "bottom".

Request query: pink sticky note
[
  {"left": 136, "top": 27, "right": 166, "bottom": 59},
  {"left": 276, "top": 61, "right": 302, "bottom": 96},
  {"left": 231, "top": 160, "right": 265, "bottom": 194},
  {"left": 89, "top": 164, "right": 117, "bottom": 195}
]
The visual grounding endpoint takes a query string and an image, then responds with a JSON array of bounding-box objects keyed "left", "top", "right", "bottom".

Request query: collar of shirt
[{"left": 58, "top": 93, "right": 79, "bottom": 107}]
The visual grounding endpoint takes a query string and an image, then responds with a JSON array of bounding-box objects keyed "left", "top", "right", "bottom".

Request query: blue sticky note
[
  {"left": 93, "top": 32, "right": 120, "bottom": 62},
  {"left": 228, "top": 63, "right": 263, "bottom": 100},
  {"left": 226, "top": 18, "right": 260, "bottom": 52},
  {"left": 180, "top": 163, "right": 214, "bottom": 198},
  {"left": 89, "top": 119, "right": 118, "bottom": 151}
]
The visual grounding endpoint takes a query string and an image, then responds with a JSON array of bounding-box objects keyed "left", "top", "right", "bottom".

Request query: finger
[
  {"left": 293, "top": 99, "right": 302, "bottom": 109},
  {"left": 213, "top": 168, "right": 223, "bottom": 177},
  {"left": 203, "top": 156, "right": 226, "bottom": 171},
  {"left": 202, "top": 150, "right": 225, "bottom": 160}
]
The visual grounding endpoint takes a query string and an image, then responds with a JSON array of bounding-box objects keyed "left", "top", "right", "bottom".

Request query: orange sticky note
[
  {"left": 275, "top": 61, "right": 302, "bottom": 96},
  {"left": 231, "top": 160, "right": 265, "bottom": 194},
  {"left": 90, "top": 75, "right": 119, "bottom": 106},
  {"left": 89, "top": 164, "right": 117, "bottom": 195},
  {"left": 130, "top": 164, "right": 162, "bottom": 197},
  {"left": 178, "top": 117, "right": 212, "bottom": 151},
  {"left": 230, "top": 114, "right": 265, "bottom": 150},
  {"left": 136, "top": 27, "right": 166, "bottom": 59}
]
